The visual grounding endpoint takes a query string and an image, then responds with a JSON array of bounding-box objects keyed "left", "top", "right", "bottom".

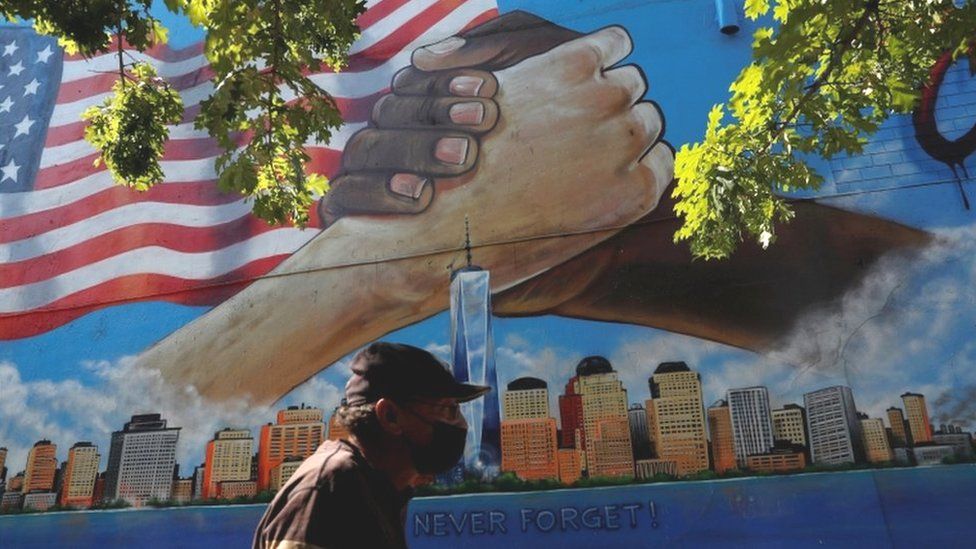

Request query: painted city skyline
[{"left": 3, "top": 347, "right": 972, "bottom": 514}]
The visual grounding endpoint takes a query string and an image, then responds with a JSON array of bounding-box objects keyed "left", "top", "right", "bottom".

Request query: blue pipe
[{"left": 715, "top": 0, "right": 740, "bottom": 35}]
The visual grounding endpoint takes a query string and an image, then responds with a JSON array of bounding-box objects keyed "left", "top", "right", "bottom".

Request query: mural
[{"left": 0, "top": 0, "right": 974, "bottom": 546}]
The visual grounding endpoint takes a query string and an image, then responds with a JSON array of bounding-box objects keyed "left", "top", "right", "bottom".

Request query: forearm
[
  {"left": 494, "top": 201, "right": 931, "bottom": 350},
  {"left": 140, "top": 208, "right": 615, "bottom": 404},
  {"left": 138, "top": 218, "right": 450, "bottom": 404}
]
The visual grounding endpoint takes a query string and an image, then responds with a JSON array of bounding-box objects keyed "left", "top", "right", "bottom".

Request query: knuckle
[
  {"left": 579, "top": 42, "right": 605, "bottom": 70},
  {"left": 630, "top": 102, "right": 663, "bottom": 141},
  {"left": 391, "top": 67, "right": 414, "bottom": 92},
  {"left": 602, "top": 26, "right": 632, "bottom": 59},
  {"left": 350, "top": 128, "right": 380, "bottom": 149},
  {"left": 370, "top": 95, "right": 394, "bottom": 125},
  {"left": 606, "top": 84, "right": 633, "bottom": 111},
  {"left": 618, "top": 65, "right": 647, "bottom": 98},
  {"left": 343, "top": 129, "right": 384, "bottom": 168},
  {"left": 606, "top": 25, "right": 631, "bottom": 48},
  {"left": 643, "top": 145, "right": 676, "bottom": 191}
]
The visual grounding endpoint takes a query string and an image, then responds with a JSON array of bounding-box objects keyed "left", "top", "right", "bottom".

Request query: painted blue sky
[{"left": 2, "top": 0, "right": 975, "bottom": 471}]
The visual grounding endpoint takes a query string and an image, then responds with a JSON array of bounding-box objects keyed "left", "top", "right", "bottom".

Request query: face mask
[{"left": 402, "top": 410, "right": 468, "bottom": 474}]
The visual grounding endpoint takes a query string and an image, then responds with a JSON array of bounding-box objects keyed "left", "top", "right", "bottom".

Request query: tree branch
[
  {"left": 767, "top": 0, "right": 880, "bottom": 148},
  {"left": 117, "top": 0, "right": 125, "bottom": 89}
]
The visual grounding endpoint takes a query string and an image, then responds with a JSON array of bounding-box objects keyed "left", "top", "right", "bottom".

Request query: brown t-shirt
[{"left": 253, "top": 440, "right": 411, "bottom": 549}]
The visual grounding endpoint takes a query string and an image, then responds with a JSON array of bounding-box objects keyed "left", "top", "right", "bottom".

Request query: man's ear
[{"left": 374, "top": 398, "right": 404, "bottom": 435}]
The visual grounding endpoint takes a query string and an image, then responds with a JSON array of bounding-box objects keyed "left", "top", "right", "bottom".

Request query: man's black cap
[{"left": 344, "top": 342, "right": 490, "bottom": 405}]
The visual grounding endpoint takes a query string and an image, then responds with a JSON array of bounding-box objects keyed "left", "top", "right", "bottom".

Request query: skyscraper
[
  {"left": 171, "top": 478, "right": 193, "bottom": 503},
  {"left": 886, "top": 407, "right": 911, "bottom": 447},
  {"left": 590, "top": 416, "right": 634, "bottom": 478},
  {"left": 105, "top": 414, "right": 181, "bottom": 506},
  {"left": 193, "top": 464, "right": 205, "bottom": 500},
  {"left": 450, "top": 265, "right": 500, "bottom": 479},
  {"left": 54, "top": 460, "right": 67, "bottom": 496},
  {"left": 270, "top": 457, "right": 305, "bottom": 491},
  {"left": 503, "top": 377, "right": 550, "bottom": 420},
  {"left": 557, "top": 447, "right": 583, "bottom": 485},
  {"left": 628, "top": 403, "right": 653, "bottom": 461},
  {"left": 60, "top": 442, "right": 100, "bottom": 508},
  {"left": 558, "top": 380, "right": 585, "bottom": 449},
  {"left": 648, "top": 362, "right": 709, "bottom": 476},
  {"left": 500, "top": 418, "right": 559, "bottom": 481},
  {"left": 708, "top": 400, "right": 736, "bottom": 474},
  {"left": 7, "top": 472, "right": 24, "bottom": 493},
  {"left": 803, "top": 386, "right": 863, "bottom": 465},
  {"left": 91, "top": 473, "right": 106, "bottom": 506},
  {"left": 203, "top": 428, "right": 253, "bottom": 499},
  {"left": 257, "top": 405, "right": 324, "bottom": 491},
  {"left": 860, "top": 418, "right": 894, "bottom": 463},
  {"left": 772, "top": 404, "right": 808, "bottom": 448},
  {"left": 24, "top": 440, "right": 57, "bottom": 493},
  {"left": 644, "top": 399, "right": 658, "bottom": 458},
  {"left": 901, "top": 392, "right": 933, "bottom": 445},
  {"left": 571, "top": 357, "right": 634, "bottom": 478},
  {"left": 500, "top": 378, "right": 559, "bottom": 481},
  {"left": 727, "top": 386, "right": 775, "bottom": 465}
]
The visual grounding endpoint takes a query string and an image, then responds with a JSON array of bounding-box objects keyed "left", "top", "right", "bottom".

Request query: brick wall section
[{"left": 829, "top": 61, "right": 976, "bottom": 193}]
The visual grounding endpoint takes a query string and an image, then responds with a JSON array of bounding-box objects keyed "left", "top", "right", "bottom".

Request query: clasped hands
[
  {"left": 138, "top": 13, "right": 677, "bottom": 404},
  {"left": 320, "top": 11, "right": 674, "bottom": 274}
]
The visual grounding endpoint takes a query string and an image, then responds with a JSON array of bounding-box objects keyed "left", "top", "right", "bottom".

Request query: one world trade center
[{"left": 448, "top": 226, "right": 501, "bottom": 481}]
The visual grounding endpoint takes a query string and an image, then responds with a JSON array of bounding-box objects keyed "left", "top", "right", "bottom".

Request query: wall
[{"left": 0, "top": 0, "right": 974, "bottom": 545}]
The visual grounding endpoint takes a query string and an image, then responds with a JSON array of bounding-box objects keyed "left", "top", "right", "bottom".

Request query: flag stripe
[
  {"left": 0, "top": 0, "right": 500, "bottom": 338},
  {"left": 0, "top": 215, "right": 283, "bottom": 288},
  {"left": 56, "top": 0, "right": 461, "bottom": 102},
  {"left": 2, "top": 201, "right": 255, "bottom": 263},
  {"left": 0, "top": 229, "right": 316, "bottom": 313},
  {"left": 0, "top": 182, "right": 235, "bottom": 242},
  {"left": 0, "top": 257, "right": 287, "bottom": 339},
  {"left": 45, "top": 92, "right": 388, "bottom": 149},
  {"left": 35, "top": 121, "right": 365, "bottom": 190},
  {"left": 56, "top": 0, "right": 391, "bottom": 63},
  {"left": 0, "top": 148, "right": 341, "bottom": 224},
  {"left": 40, "top": 92, "right": 382, "bottom": 170}
]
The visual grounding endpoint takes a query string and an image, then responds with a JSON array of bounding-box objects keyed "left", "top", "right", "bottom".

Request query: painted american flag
[{"left": 0, "top": 0, "right": 499, "bottom": 339}]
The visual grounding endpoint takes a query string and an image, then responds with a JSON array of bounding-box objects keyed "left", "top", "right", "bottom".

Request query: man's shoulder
[
  {"left": 289, "top": 440, "right": 365, "bottom": 490},
  {"left": 254, "top": 440, "right": 373, "bottom": 548}
]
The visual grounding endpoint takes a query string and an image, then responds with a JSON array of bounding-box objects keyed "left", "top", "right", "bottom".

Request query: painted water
[{"left": 2, "top": 465, "right": 973, "bottom": 548}]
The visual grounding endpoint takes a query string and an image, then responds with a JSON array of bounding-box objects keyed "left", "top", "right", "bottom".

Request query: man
[{"left": 253, "top": 342, "right": 489, "bottom": 549}]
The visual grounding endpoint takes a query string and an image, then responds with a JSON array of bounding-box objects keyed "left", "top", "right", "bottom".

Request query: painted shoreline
[
  {"left": 2, "top": 463, "right": 973, "bottom": 520},
  {"left": 2, "top": 466, "right": 974, "bottom": 548}
]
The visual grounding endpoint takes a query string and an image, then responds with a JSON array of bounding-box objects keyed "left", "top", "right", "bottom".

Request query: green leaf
[
  {"left": 745, "top": 0, "right": 771, "bottom": 20},
  {"left": 82, "top": 63, "right": 184, "bottom": 191}
]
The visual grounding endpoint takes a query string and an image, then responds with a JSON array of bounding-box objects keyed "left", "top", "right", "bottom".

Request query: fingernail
[
  {"left": 449, "top": 76, "right": 484, "bottom": 97},
  {"left": 449, "top": 102, "right": 485, "bottom": 125},
  {"left": 423, "top": 36, "right": 465, "bottom": 55},
  {"left": 389, "top": 173, "right": 428, "bottom": 199},
  {"left": 435, "top": 137, "right": 469, "bottom": 165}
]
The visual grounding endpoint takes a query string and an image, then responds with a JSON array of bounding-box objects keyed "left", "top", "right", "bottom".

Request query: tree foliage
[
  {"left": 4, "top": 1, "right": 975, "bottom": 241},
  {"left": 82, "top": 62, "right": 183, "bottom": 190},
  {"left": 673, "top": 0, "right": 976, "bottom": 259},
  {"left": 1, "top": 0, "right": 364, "bottom": 226}
]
